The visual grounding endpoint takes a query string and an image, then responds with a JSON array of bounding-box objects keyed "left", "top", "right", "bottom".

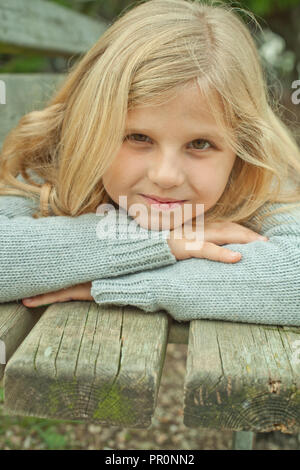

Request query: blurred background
[
  {"left": 0, "top": 0, "right": 300, "bottom": 450},
  {"left": 1, "top": 0, "right": 299, "bottom": 138}
]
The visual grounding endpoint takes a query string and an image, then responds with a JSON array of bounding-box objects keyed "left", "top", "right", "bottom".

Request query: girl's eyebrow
[{"left": 125, "top": 127, "right": 224, "bottom": 142}]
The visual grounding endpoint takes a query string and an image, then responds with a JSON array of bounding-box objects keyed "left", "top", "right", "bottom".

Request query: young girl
[{"left": 0, "top": 0, "right": 300, "bottom": 325}]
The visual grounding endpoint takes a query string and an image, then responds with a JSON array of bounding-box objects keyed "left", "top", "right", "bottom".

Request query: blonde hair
[{"left": 0, "top": 0, "right": 299, "bottom": 231}]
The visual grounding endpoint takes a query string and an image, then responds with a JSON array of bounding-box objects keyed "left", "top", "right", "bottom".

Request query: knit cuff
[
  {"left": 94, "top": 209, "right": 177, "bottom": 277},
  {"left": 91, "top": 278, "right": 159, "bottom": 313}
]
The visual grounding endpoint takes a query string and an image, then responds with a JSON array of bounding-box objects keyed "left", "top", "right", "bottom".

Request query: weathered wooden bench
[{"left": 1, "top": 0, "right": 300, "bottom": 451}]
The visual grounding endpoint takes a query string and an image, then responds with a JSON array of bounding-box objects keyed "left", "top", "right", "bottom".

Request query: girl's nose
[{"left": 147, "top": 154, "right": 185, "bottom": 189}]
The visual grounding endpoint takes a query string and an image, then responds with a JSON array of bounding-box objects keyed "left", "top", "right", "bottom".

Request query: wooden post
[{"left": 232, "top": 431, "right": 255, "bottom": 450}]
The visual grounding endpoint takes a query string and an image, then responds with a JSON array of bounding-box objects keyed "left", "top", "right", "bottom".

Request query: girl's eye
[
  {"left": 124, "top": 134, "right": 151, "bottom": 143},
  {"left": 124, "top": 134, "right": 215, "bottom": 151},
  {"left": 189, "top": 139, "right": 213, "bottom": 151}
]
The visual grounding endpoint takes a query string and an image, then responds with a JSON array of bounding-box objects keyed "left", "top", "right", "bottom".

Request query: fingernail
[
  {"left": 23, "top": 298, "right": 33, "bottom": 303},
  {"left": 258, "top": 236, "right": 268, "bottom": 241}
]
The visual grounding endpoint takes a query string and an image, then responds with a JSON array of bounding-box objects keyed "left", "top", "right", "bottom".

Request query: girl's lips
[
  {"left": 142, "top": 194, "right": 186, "bottom": 203},
  {"left": 141, "top": 194, "right": 186, "bottom": 203},
  {"left": 141, "top": 194, "right": 186, "bottom": 210}
]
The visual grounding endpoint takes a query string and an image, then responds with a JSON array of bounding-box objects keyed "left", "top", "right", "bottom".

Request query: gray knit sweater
[{"left": 1, "top": 174, "right": 300, "bottom": 326}]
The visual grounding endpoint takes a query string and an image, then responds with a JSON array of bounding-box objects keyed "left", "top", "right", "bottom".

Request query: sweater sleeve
[
  {"left": 90, "top": 202, "right": 300, "bottom": 326},
  {"left": 0, "top": 182, "right": 176, "bottom": 303}
]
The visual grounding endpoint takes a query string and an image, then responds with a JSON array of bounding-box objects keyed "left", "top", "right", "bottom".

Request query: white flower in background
[{"left": 259, "top": 29, "right": 295, "bottom": 74}]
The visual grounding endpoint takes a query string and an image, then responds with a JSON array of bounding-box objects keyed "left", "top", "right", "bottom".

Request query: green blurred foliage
[
  {"left": 0, "top": 56, "right": 48, "bottom": 73},
  {"left": 47, "top": 0, "right": 133, "bottom": 20},
  {"left": 0, "top": 0, "right": 299, "bottom": 74},
  {"left": 243, "top": 0, "right": 299, "bottom": 16},
  {"left": 47, "top": 0, "right": 300, "bottom": 19},
  {"left": 34, "top": 427, "right": 68, "bottom": 450},
  {"left": 0, "top": 385, "right": 77, "bottom": 449}
]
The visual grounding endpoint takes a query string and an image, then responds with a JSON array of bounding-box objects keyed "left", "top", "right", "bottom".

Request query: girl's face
[{"left": 102, "top": 82, "right": 237, "bottom": 231}]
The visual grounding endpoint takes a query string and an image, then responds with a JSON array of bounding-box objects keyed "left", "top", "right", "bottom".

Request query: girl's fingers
[
  {"left": 22, "top": 297, "right": 47, "bottom": 307},
  {"left": 23, "top": 290, "right": 68, "bottom": 307},
  {"left": 22, "top": 282, "right": 92, "bottom": 307},
  {"left": 168, "top": 235, "right": 242, "bottom": 263},
  {"left": 205, "top": 223, "right": 268, "bottom": 246},
  {"left": 170, "top": 221, "right": 267, "bottom": 262},
  {"left": 196, "top": 242, "right": 242, "bottom": 263}
]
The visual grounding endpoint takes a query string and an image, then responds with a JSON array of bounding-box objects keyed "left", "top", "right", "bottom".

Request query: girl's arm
[
  {"left": 91, "top": 202, "right": 300, "bottom": 326},
  {"left": 0, "top": 189, "right": 176, "bottom": 303}
]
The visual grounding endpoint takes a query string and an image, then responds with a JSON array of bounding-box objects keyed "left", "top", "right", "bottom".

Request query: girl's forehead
[
  {"left": 127, "top": 82, "right": 228, "bottom": 127},
  {"left": 130, "top": 79, "right": 225, "bottom": 111}
]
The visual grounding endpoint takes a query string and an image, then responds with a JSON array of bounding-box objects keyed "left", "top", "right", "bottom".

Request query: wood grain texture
[
  {"left": 0, "top": 74, "right": 65, "bottom": 148},
  {"left": 184, "top": 320, "right": 300, "bottom": 433},
  {"left": 0, "top": 303, "right": 44, "bottom": 379},
  {"left": 0, "top": 0, "right": 107, "bottom": 56},
  {"left": 4, "top": 302, "right": 169, "bottom": 428}
]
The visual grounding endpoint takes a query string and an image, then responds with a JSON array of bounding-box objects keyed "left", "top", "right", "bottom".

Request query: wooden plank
[
  {"left": 4, "top": 302, "right": 169, "bottom": 428},
  {"left": 0, "top": 0, "right": 107, "bottom": 56},
  {"left": 232, "top": 431, "right": 255, "bottom": 450},
  {"left": 184, "top": 320, "right": 300, "bottom": 433},
  {"left": 0, "top": 303, "right": 45, "bottom": 379},
  {"left": 0, "top": 73, "right": 65, "bottom": 149}
]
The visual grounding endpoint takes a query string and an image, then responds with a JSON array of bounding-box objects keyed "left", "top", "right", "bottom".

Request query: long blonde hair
[{"left": 1, "top": 0, "right": 299, "bottom": 231}]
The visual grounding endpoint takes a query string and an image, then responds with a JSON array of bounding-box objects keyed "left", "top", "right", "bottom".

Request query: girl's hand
[
  {"left": 22, "top": 282, "right": 93, "bottom": 308},
  {"left": 167, "top": 221, "right": 269, "bottom": 263}
]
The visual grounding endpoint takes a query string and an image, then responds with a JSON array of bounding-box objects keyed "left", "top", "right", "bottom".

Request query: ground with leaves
[{"left": 0, "top": 343, "right": 300, "bottom": 450}]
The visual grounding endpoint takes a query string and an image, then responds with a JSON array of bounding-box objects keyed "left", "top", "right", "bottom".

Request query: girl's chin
[{"left": 132, "top": 213, "right": 184, "bottom": 232}]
